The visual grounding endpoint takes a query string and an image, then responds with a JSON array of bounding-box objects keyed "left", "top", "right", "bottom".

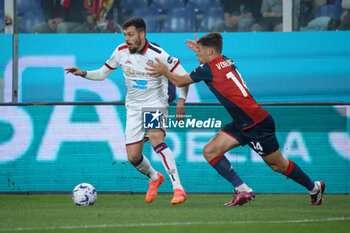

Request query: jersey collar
[
  {"left": 136, "top": 40, "right": 149, "bottom": 55},
  {"left": 210, "top": 55, "right": 223, "bottom": 63}
]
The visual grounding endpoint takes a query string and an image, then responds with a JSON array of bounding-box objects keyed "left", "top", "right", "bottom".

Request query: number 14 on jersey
[{"left": 226, "top": 71, "right": 248, "bottom": 97}]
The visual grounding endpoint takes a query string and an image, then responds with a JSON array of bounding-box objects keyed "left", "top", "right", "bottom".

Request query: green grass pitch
[{"left": 0, "top": 194, "right": 349, "bottom": 233}]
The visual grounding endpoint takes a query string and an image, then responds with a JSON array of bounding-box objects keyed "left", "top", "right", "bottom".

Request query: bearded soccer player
[
  {"left": 65, "top": 17, "right": 188, "bottom": 205},
  {"left": 147, "top": 32, "right": 325, "bottom": 206}
]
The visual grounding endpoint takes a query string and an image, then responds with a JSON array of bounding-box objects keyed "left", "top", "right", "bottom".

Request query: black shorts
[{"left": 221, "top": 115, "right": 279, "bottom": 156}]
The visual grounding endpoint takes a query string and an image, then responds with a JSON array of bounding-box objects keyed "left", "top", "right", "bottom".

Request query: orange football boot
[
  {"left": 171, "top": 188, "right": 187, "bottom": 205},
  {"left": 145, "top": 172, "right": 165, "bottom": 203}
]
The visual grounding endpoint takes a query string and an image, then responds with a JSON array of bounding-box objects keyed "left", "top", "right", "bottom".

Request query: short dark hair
[
  {"left": 122, "top": 17, "right": 146, "bottom": 32},
  {"left": 197, "top": 33, "right": 223, "bottom": 54}
]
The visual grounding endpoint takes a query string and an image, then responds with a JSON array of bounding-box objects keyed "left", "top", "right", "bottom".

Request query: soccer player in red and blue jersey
[{"left": 147, "top": 32, "right": 325, "bottom": 206}]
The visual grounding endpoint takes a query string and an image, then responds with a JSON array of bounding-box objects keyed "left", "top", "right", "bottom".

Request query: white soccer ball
[{"left": 72, "top": 183, "right": 97, "bottom": 206}]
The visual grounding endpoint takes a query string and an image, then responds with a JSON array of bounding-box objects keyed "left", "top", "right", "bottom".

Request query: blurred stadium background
[{"left": 0, "top": 0, "right": 349, "bottom": 196}]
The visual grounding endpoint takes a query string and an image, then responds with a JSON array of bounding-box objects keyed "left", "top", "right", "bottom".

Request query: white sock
[
  {"left": 132, "top": 155, "right": 158, "bottom": 181},
  {"left": 154, "top": 143, "right": 183, "bottom": 190},
  {"left": 309, "top": 181, "right": 320, "bottom": 195},
  {"left": 236, "top": 183, "right": 253, "bottom": 193}
]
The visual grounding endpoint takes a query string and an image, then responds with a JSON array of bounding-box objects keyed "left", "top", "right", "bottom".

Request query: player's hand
[
  {"left": 185, "top": 34, "right": 199, "bottom": 53},
  {"left": 65, "top": 67, "right": 84, "bottom": 76},
  {"left": 146, "top": 58, "right": 167, "bottom": 77},
  {"left": 176, "top": 98, "right": 186, "bottom": 122}
]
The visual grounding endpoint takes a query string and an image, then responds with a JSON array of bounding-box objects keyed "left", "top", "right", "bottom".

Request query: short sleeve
[
  {"left": 190, "top": 64, "right": 213, "bottom": 82},
  {"left": 157, "top": 50, "right": 181, "bottom": 73},
  {"left": 105, "top": 47, "right": 122, "bottom": 70}
]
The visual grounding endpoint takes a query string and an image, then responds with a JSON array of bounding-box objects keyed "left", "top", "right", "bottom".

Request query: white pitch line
[{"left": 0, "top": 217, "right": 349, "bottom": 232}]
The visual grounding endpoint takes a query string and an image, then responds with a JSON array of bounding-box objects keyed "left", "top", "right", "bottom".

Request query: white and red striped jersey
[{"left": 105, "top": 40, "right": 184, "bottom": 110}]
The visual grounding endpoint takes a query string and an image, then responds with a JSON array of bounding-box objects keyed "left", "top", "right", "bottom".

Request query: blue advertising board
[
  {"left": 0, "top": 104, "right": 349, "bottom": 193},
  {"left": 0, "top": 31, "right": 349, "bottom": 103}
]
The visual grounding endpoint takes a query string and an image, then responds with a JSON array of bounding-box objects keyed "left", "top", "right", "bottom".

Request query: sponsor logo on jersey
[
  {"left": 126, "top": 67, "right": 136, "bottom": 77},
  {"left": 167, "top": 56, "right": 174, "bottom": 64},
  {"left": 132, "top": 80, "right": 148, "bottom": 89},
  {"left": 126, "top": 67, "right": 152, "bottom": 78}
]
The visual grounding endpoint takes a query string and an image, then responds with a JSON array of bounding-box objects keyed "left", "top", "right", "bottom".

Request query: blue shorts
[{"left": 221, "top": 115, "right": 279, "bottom": 156}]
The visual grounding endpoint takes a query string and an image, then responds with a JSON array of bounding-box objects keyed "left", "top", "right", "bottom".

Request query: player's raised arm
[{"left": 146, "top": 58, "right": 194, "bottom": 87}]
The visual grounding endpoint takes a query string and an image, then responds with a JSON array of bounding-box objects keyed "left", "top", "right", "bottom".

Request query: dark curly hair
[
  {"left": 122, "top": 17, "right": 146, "bottom": 32},
  {"left": 197, "top": 33, "right": 223, "bottom": 54}
]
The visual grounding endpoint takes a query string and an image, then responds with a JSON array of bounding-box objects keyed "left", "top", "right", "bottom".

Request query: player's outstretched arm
[
  {"left": 146, "top": 58, "right": 194, "bottom": 87},
  {"left": 185, "top": 34, "right": 198, "bottom": 53},
  {"left": 65, "top": 67, "right": 86, "bottom": 77},
  {"left": 65, "top": 65, "right": 113, "bottom": 81}
]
